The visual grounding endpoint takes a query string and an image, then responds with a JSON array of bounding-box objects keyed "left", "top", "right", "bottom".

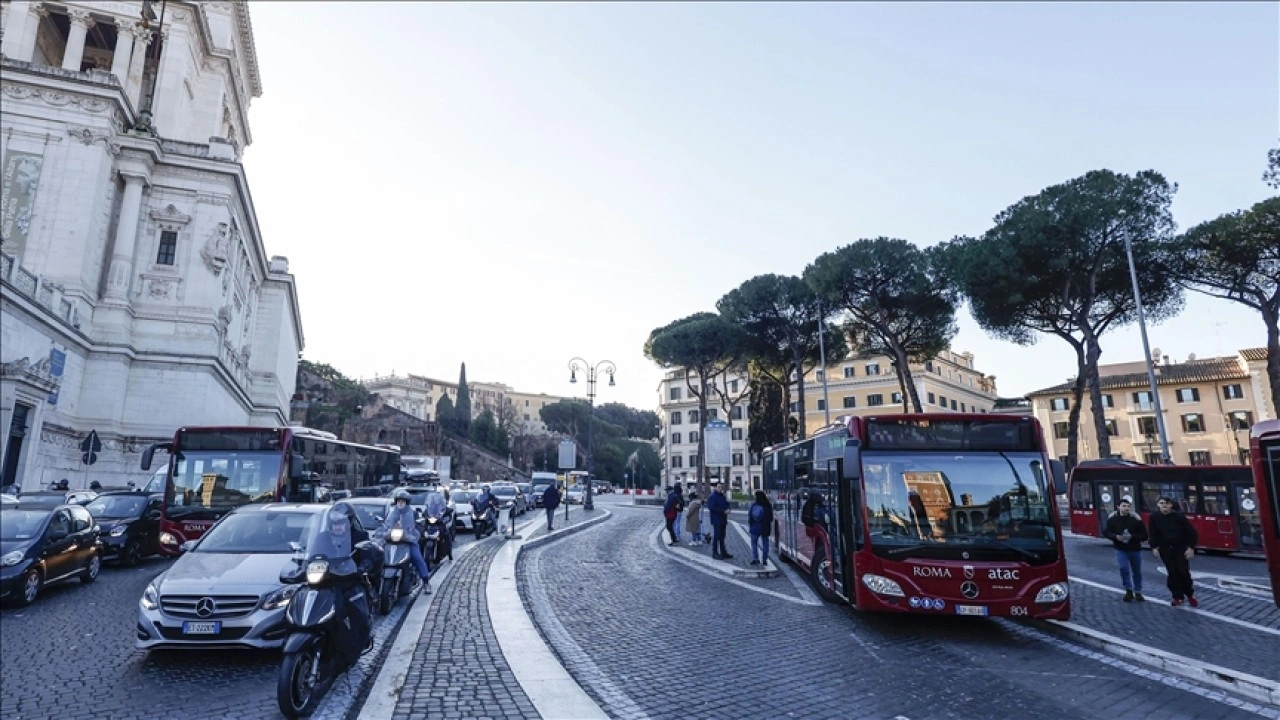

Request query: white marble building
[{"left": 0, "top": 1, "right": 302, "bottom": 490}]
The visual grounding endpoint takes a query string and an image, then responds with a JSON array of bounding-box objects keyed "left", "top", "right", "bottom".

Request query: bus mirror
[
  {"left": 140, "top": 442, "right": 171, "bottom": 471},
  {"left": 1048, "top": 460, "right": 1066, "bottom": 494},
  {"left": 842, "top": 440, "right": 862, "bottom": 480},
  {"left": 289, "top": 455, "right": 306, "bottom": 480}
]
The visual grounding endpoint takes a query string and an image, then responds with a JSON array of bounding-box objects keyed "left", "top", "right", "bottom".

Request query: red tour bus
[
  {"left": 1250, "top": 419, "right": 1280, "bottom": 608},
  {"left": 765, "top": 414, "right": 1070, "bottom": 620},
  {"left": 141, "top": 426, "right": 400, "bottom": 555},
  {"left": 1066, "top": 462, "right": 1262, "bottom": 555}
]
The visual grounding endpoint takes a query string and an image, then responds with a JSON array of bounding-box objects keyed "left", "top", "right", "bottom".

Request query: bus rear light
[
  {"left": 1035, "top": 582, "right": 1069, "bottom": 604},
  {"left": 861, "top": 573, "right": 905, "bottom": 597}
]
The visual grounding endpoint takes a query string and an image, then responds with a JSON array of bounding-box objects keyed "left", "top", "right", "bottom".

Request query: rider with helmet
[{"left": 378, "top": 489, "right": 431, "bottom": 592}]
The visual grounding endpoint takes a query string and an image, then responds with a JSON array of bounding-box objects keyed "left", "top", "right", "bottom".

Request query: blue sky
[{"left": 242, "top": 2, "right": 1278, "bottom": 411}]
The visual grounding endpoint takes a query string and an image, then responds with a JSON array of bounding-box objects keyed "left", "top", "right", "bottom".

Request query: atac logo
[
  {"left": 963, "top": 565, "right": 975, "bottom": 580},
  {"left": 912, "top": 566, "right": 953, "bottom": 579},
  {"left": 987, "top": 568, "right": 1021, "bottom": 581}
]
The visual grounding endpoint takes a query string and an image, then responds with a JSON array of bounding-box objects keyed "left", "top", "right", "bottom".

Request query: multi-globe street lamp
[{"left": 568, "top": 358, "right": 615, "bottom": 511}]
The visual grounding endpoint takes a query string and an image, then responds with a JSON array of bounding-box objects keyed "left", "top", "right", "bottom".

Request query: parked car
[
  {"left": 84, "top": 491, "right": 163, "bottom": 567},
  {"left": 490, "top": 485, "right": 526, "bottom": 516},
  {"left": 135, "top": 502, "right": 374, "bottom": 650},
  {"left": 516, "top": 483, "right": 536, "bottom": 510},
  {"left": 566, "top": 486, "right": 585, "bottom": 504},
  {"left": 450, "top": 491, "right": 477, "bottom": 532},
  {"left": 1, "top": 504, "right": 102, "bottom": 606}
]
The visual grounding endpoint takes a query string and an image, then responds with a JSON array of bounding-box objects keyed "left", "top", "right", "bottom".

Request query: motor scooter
[
  {"left": 472, "top": 504, "right": 497, "bottom": 539},
  {"left": 378, "top": 526, "right": 419, "bottom": 615},
  {"left": 422, "top": 514, "right": 452, "bottom": 568}
]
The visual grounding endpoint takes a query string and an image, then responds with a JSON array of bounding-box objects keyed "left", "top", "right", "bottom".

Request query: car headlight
[
  {"left": 860, "top": 573, "right": 906, "bottom": 597},
  {"left": 140, "top": 582, "right": 159, "bottom": 610},
  {"left": 427, "top": 516, "right": 438, "bottom": 523},
  {"left": 306, "top": 560, "right": 328, "bottom": 584},
  {"left": 159, "top": 532, "right": 178, "bottom": 547},
  {"left": 1035, "top": 582, "right": 1069, "bottom": 604},
  {"left": 261, "top": 584, "right": 300, "bottom": 610},
  {"left": 1, "top": 550, "right": 24, "bottom": 567},
  {"left": 110, "top": 524, "right": 129, "bottom": 537},
  {"left": 389, "top": 528, "right": 404, "bottom": 543}
]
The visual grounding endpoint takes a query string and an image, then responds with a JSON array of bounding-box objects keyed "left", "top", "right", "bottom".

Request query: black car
[
  {"left": 1, "top": 505, "right": 102, "bottom": 606},
  {"left": 83, "top": 491, "right": 163, "bottom": 567}
]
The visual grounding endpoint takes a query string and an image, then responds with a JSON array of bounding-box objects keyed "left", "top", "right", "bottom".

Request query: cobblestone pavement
[{"left": 520, "top": 503, "right": 1276, "bottom": 720}]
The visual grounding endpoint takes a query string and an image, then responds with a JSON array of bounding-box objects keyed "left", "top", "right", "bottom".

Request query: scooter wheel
[{"left": 277, "top": 638, "right": 323, "bottom": 718}]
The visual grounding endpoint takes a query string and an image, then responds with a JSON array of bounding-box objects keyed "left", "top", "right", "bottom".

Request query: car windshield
[
  {"left": 168, "top": 450, "right": 283, "bottom": 519},
  {"left": 517, "top": 484, "right": 532, "bottom": 494},
  {"left": 452, "top": 491, "right": 476, "bottom": 504},
  {"left": 0, "top": 509, "right": 48, "bottom": 541},
  {"left": 85, "top": 495, "right": 146, "bottom": 519},
  {"left": 350, "top": 502, "right": 388, "bottom": 529},
  {"left": 492, "top": 487, "right": 517, "bottom": 499},
  {"left": 16, "top": 494, "right": 65, "bottom": 509},
  {"left": 862, "top": 451, "right": 1058, "bottom": 561},
  {"left": 194, "top": 510, "right": 317, "bottom": 554}
]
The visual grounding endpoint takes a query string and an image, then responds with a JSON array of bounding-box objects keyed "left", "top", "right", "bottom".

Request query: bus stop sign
[{"left": 80, "top": 430, "right": 102, "bottom": 465}]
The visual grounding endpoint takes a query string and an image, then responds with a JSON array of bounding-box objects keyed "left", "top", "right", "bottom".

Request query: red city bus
[
  {"left": 1066, "top": 463, "right": 1262, "bottom": 555},
  {"left": 766, "top": 414, "right": 1070, "bottom": 620},
  {"left": 141, "top": 426, "right": 400, "bottom": 555},
  {"left": 1250, "top": 419, "right": 1280, "bottom": 608}
]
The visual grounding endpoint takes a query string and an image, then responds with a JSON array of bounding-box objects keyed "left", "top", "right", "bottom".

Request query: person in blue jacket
[
  {"left": 707, "top": 482, "right": 732, "bottom": 560},
  {"left": 747, "top": 490, "right": 774, "bottom": 565}
]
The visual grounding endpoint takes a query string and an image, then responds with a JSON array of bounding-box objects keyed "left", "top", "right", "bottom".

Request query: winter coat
[
  {"left": 685, "top": 499, "right": 704, "bottom": 533},
  {"left": 1149, "top": 510, "right": 1198, "bottom": 552},
  {"left": 663, "top": 490, "right": 685, "bottom": 520},
  {"left": 542, "top": 485, "right": 562, "bottom": 510},
  {"left": 1102, "top": 512, "right": 1148, "bottom": 552},
  {"left": 379, "top": 504, "right": 421, "bottom": 544},
  {"left": 748, "top": 500, "right": 774, "bottom": 538},
  {"left": 706, "top": 490, "right": 730, "bottom": 526}
]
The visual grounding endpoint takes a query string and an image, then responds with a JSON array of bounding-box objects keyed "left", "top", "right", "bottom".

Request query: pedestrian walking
[
  {"left": 707, "top": 482, "right": 732, "bottom": 559},
  {"left": 685, "top": 492, "right": 704, "bottom": 543},
  {"left": 1149, "top": 496, "right": 1200, "bottom": 607},
  {"left": 542, "top": 482, "right": 561, "bottom": 532},
  {"left": 748, "top": 490, "right": 774, "bottom": 566},
  {"left": 1102, "top": 498, "right": 1148, "bottom": 601},
  {"left": 663, "top": 483, "right": 685, "bottom": 545}
]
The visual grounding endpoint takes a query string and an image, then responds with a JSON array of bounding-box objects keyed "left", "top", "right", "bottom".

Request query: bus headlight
[
  {"left": 1035, "top": 582, "right": 1069, "bottom": 604},
  {"left": 140, "top": 583, "right": 159, "bottom": 611},
  {"left": 306, "top": 560, "right": 329, "bottom": 584},
  {"left": 861, "top": 573, "right": 905, "bottom": 597},
  {"left": 159, "top": 532, "right": 178, "bottom": 548}
]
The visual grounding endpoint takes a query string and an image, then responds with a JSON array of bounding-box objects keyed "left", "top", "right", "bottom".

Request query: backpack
[{"left": 750, "top": 504, "right": 764, "bottom": 523}]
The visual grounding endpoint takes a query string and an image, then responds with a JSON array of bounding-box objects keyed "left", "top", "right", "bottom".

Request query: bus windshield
[
  {"left": 862, "top": 451, "right": 1057, "bottom": 560},
  {"left": 166, "top": 450, "right": 282, "bottom": 519}
]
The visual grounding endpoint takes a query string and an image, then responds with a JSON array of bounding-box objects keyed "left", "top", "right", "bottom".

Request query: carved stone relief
[
  {"left": 2, "top": 84, "right": 112, "bottom": 114},
  {"left": 200, "top": 221, "right": 229, "bottom": 275}
]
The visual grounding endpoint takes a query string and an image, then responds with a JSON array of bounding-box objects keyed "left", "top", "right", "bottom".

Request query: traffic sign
[{"left": 80, "top": 430, "right": 102, "bottom": 465}]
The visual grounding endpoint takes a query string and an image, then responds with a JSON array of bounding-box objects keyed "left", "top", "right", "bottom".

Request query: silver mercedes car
[{"left": 135, "top": 503, "right": 357, "bottom": 650}]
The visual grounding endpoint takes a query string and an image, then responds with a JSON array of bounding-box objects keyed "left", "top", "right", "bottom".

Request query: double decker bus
[
  {"left": 1067, "top": 462, "right": 1262, "bottom": 555},
  {"left": 765, "top": 414, "right": 1070, "bottom": 619},
  {"left": 141, "top": 426, "right": 400, "bottom": 555},
  {"left": 1250, "top": 419, "right": 1280, "bottom": 607}
]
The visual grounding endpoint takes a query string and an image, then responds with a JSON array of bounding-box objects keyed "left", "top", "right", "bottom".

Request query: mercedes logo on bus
[
  {"left": 960, "top": 581, "right": 980, "bottom": 599},
  {"left": 195, "top": 597, "right": 217, "bottom": 618}
]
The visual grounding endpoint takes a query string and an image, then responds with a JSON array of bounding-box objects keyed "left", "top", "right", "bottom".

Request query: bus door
[
  {"left": 815, "top": 458, "right": 846, "bottom": 597},
  {"left": 1094, "top": 482, "right": 1117, "bottom": 534},
  {"left": 1233, "top": 485, "right": 1264, "bottom": 554},
  {"left": 1069, "top": 477, "right": 1098, "bottom": 536},
  {"left": 1197, "top": 481, "right": 1236, "bottom": 551}
]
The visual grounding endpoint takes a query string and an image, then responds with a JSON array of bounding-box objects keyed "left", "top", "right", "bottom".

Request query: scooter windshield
[
  {"left": 424, "top": 492, "right": 447, "bottom": 518},
  {"left": 297, "top": 503, "right": 360, "bottom": 577}
]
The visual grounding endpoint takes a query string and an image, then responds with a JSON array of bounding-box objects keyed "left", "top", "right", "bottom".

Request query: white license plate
[
  {"left": 955, "top": 605, "right": 988, "bottom": 617},
  {"left": 182, "top": 621, "right": 221, "bottom": 634}
]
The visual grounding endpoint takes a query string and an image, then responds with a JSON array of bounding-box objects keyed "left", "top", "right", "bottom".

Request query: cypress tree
[{"left": 455, "top": 363, "right": 472, "bottom": 435}]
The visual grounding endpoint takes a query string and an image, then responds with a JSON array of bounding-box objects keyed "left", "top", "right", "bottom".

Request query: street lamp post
[
  {"left": 1122, "top": 232, "right": 1172, "bottom": 464},
  {"left": 569, "top": 358, "right": 615, "bottom": 511}
]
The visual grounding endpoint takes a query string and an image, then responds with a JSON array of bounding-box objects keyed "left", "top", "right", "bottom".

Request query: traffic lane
[
  {"left": 1066, "top": 532, "right": 1271, "bottom": 584},
  {"left": 522, "top": 509, "right": 1264, "bottom": 720}
]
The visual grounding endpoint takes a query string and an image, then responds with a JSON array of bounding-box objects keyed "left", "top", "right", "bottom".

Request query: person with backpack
[
  {"left": 685, "top": 492, "right": 704, "bottom": 543},
  {"left": 663, "top": 483, "right": 684, "bottom": 545},
  {"left": 748, "top": 490, "right": 774, "bottom": 566},
  {"left": 707, "top": 482, "right": 732, "bottom": 559}
]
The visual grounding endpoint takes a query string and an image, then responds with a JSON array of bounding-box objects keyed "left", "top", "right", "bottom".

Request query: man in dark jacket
[
  {"left": 1102, "top": 498, "right": 1148, "bottom": 602},
  {"left": 706, "top": 482, "right": 732, "bottom": 559},
  {"left": 542, "top": 483, "right": 561, "bottom": 532},
  {"left": 1149, "top": 496, "right": 1200, "bottom": 607},
  {"left": 662, "top": 483, "right": 684, "bottom": 545}
]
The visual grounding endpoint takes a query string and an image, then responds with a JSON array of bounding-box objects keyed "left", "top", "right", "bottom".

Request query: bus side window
[
  {"left": 1143, "top": 482, "right": 1188, "bottom": 513},
  {"left": 1201, "top": 485, "right": 1229, "bottom": 515},
  {"left": 1071, "top": 481, "right": 1093, "bottom": 510}
]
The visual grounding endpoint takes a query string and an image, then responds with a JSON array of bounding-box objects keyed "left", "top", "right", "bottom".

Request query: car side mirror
[
  {"left": 178, "top": 540, "right": 196, "bottom": 554},
  {"left": 147, "top": 509, "right": 162, "bottom": 520}
]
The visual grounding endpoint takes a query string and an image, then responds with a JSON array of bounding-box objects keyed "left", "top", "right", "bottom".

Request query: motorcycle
[
  {"left": 422, "top": 514, "right": 452, "bottom": 568},
  {"left": 276, "top": 506, "right": 379, "bottom": 718},
  {"left": 377, "top": 526, "right": 419, "bottom": 615},
  {"left": 472, "top": 504, "right": 497, "bottom": 539}
]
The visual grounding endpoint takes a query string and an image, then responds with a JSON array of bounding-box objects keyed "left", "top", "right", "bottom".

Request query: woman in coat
[
  {"left": 685, "top": 492, "right": 704, "bottom": 543},
  {"left": 748, "top": 490, "right": 775, "bottom": 566}
]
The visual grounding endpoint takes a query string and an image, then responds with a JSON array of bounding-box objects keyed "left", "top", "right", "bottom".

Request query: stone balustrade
[{"left": 1, "top": 250, "right": 82, "bottom": 329}]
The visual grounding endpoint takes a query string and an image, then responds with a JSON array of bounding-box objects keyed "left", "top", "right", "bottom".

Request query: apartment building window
[
  {"left": 1223, "top": 384, "right": 1244, "bottom": 400},
  {"left": 1176, "top": 388, "right": 1200, "bottom": 403},
  {"left": 843, "top": 367, "right": 855, "bottom": 378},
  {"left": 1188, "top": 451, "right": 1212, "bottom": 466},
  {"left": 865, "top": 363, "right": 880, "bottom": 376},
  {"left": 1101, "top": 394, "right": 1114, "bottom": 409},
  {"left": 730, "top": 379, "right": 739, "bottom": 393},
  {"left": 670, "top": 411, "right": 682, "bottom": 425},
  {"left": 868, "top": 394, "right": 884, "bottom": 407},
  {"left": 732, "top": 428, "right": 743, "bottom": 441},
  {"left": 523, "top": 414, "right": 530, "bottom": 421},
  {"left": 1053, "top": 422, "right": 1070, "bottom": 439},
  {"left": 689, "top": 454, "right": 700, "bottom": 467},
  {"left": 925, "top": 361, "right": 934, "bottom": 372},
  {"left": 960, "top": 402, "right": 966, "bottom": 412},
  {"left": 689, "top": 410, "right": 700, "bottom": 424},
  {"left": 671, "top": 456, "right": 683, "bottom": 468},
  {"left": 927, "top": 392, "right": 936, "bottom": 404},
  {"left": 671, "top": 432, "right": 682, "bottom": 445},
  {"left": 1181, "top": 414, "right": 1205, "bottom": 433},
  {"left": 843, "top": 396, "right": 857, "bottom": 408},
  {"left": 1136, "top": 416, "right": 1158, "bottom": 436},
  {"left": 1104, "top": 419, "right": 1119, "bottom": 436},
  {"left": 1229, "top": 410, "right": 1253, "bottom": 430},
  {"left": 731, "top": 406, "right": 743, "bottom": 420},
  {"left": 1143, "top": 452, "right": 1163, "bottom": 465},
  {"left": 816, "top": 399, "right": 826, "bottom": 411},
  {"left": 1050, "top": 397, "right": 1069, "bottom": 412},
  {"left": 708, "top": 409, "right": 718, "bottom": 420},
  {"left": 789, "top": 402, "right": 798, "bottom": 412},
  {"left": 1132, "top": 391, "right": 1154, "bottom": 411},
  {"left": 732, "top": 453, "right": 744, "bottom": 467},
  {"left": 156, "top": 231, "right": 178, "bottom": 265},
  {"left": 938, "top": 395, "right": 948, "bottom": 408},
  {"left": 816, "top": 370, "right": 825, "bottom": 381},
  {"left": 950, "top": 399, "right": 958, "bottom": 411},
  {"left": 891, "top": 392, "right": 903, "bottom": 405},
  {"left": 670, "top": 387, "right": 682, "bottom": 401},
  {"left": 689, "top": 431, "right": 699, "bottom": 443},
  {"left": 1239, "top": 449, "right": 1251, "bottom": 465},
  {"left": 750, "top": 451, "right": 762, "bottom": 465}
]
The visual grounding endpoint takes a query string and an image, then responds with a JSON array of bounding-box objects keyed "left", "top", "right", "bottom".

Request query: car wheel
[
  {"left": 16, "top": 568, "right": 40, "bottom": 606},
  {"left": 122, "top": 538, "right": 144, "bottom": 567},
  {"left": 81, "top": 552, "right": 101, "bottom": 583}
]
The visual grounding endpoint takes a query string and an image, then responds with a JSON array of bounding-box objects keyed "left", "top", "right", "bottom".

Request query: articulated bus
[
  {"left": 1250, "top": 420, "right": 1280, "bottom": 608},
  {"left": 1067, "top": 462, "right": 1262, "bottom": 555},
  {"left": 141, "top": 426, "right": 400, "bottom": 555},
  {"left": 765, "top": 414, "right": 1070, "bottom": 620}
]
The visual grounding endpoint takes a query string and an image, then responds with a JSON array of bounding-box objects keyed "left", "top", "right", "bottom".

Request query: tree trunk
[
  {"left": 895, "top": 366, "right": 910, "bottom": 413},
  {"left": 890, "top": 344, "right": 923, "bottom": 413},
  {"left": 793, "top": 349, "right": 807, "bottom": 439},
  {"left": 1063, "top": 340, "right": 1088, "bottom": 470},
  {"left": 1263, "top": 304, "right": 1280, "bottom": 423},
  {"left": 1082, "top": 329, "right": 1113, "bottom": 459}
]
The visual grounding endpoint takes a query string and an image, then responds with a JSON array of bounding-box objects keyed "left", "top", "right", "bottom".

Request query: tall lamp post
[{"left": 569, "top": 358, "right": 615, "bottom": 511}]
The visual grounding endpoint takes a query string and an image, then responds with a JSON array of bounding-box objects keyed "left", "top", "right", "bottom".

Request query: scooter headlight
[
  {"left": 389, "top": 528, "right": 404, "bottom": 543},
  {"left": 306, "top": 560, "right": 328, "bottom": 584}
]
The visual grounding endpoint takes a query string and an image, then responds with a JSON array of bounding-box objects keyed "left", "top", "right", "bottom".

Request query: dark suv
[
  {"left": 83, "top": 492, "right": 163, "bottom": 567},
  {"left": 1, "top": 504, "right": 102, "bottom": 606}
]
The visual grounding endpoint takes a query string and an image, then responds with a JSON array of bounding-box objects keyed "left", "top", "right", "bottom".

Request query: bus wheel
[{"left": 810, "top": 546, "right": 839, "bottom": 603}]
